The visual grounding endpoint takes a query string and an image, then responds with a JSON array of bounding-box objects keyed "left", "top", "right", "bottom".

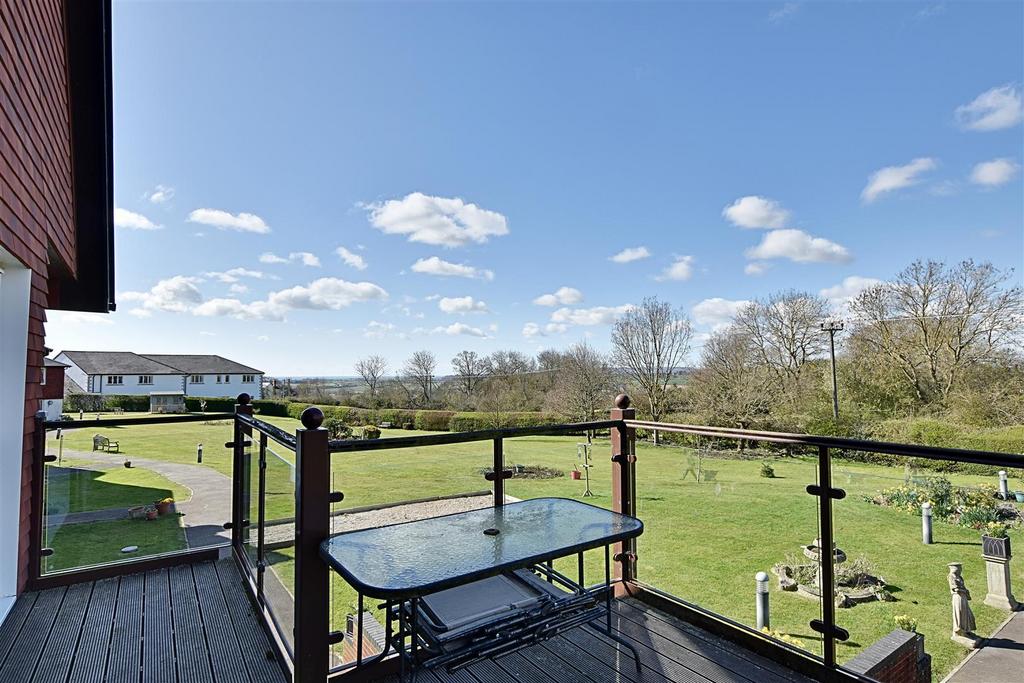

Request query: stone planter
[{"left": 982, "top": 534, "right": 1011, "bottom": 559}]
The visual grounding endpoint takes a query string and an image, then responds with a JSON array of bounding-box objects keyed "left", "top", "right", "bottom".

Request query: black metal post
[
  {"left": 294, "top": 407, "right": 330, "bottom": 682},
  {"left": 817, "top": 445, "right": 837, "bottom": 668},
  {"left": 29, "top": 411, "right": 48, "bottom": 581},
  {"left": 493, "top": 438, "right": 504, "bottom": 507},
  {"left": 231, "top": 394, "right": 253, "bottom": 549},
  {"left": 256, "top": 433, "right": 267, "bottom": 602}
]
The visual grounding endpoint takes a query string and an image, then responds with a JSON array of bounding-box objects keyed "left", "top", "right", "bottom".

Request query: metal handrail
[
  {"left": 625, "top": 419, "right": 1024, "bottom": 468},
  {"left": 236, "top": 412, "right": 297, "bottom": 451},
  {"left": 43, "top": 412, "right": 235, "bottom": 429}
]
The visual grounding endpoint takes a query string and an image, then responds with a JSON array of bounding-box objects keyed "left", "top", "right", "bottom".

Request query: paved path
[
  {"left": 945, "top": 609, "right": 1024, "bottom": 682},
  {"left": 51, "top": 449, "right": 231, "bottom": 548}
]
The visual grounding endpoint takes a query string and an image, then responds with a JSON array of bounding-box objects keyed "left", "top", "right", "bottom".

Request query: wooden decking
[
  {"left": 0, "top": 560, "right": 813, "bottom": 683},
  {"left": 0, "top": 561, "right": 286, "bottom": 683},
  {"left": 369, "top": 599, "right": 814, "bottom": 683}
]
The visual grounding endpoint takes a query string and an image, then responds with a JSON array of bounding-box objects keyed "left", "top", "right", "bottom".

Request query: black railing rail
[{"left": 42, "top": 411, "right": 234, "bottom": 430}]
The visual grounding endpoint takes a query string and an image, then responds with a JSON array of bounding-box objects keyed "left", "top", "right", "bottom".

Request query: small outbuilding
[{"left": 150, "top": 391, "right": 186, "bottom": 414}]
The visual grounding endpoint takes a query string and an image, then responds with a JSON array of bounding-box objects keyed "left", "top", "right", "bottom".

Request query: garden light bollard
[
  {"left": 197, "top": 443, "right": 203, "bottom": 463},
  {"left": 998, "top": 470, "right": 1009, "bottom": 500},
  {"left": 755, "top": 571, "right": 770, "bottom": 630},
  {"left": 922, "top": 502, "right": 933, "bottom": 545}
]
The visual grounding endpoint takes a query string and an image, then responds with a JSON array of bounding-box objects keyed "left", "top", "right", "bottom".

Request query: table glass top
[{"left": 319, "top": 497, "right": 643, "bottom": 599}]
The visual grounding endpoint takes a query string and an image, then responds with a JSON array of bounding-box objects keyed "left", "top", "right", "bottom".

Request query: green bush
[
  {"left": 102, "top": 395, "right": 150, "bottom": 412},
  {"left": 363, "top": 425, "right": 381, "bottom": 440},
  {"left": 415, "top": 411, "right": 454, "bottom": 431},
  {"left": 323, "top": 418, "right": 352, "bottom": 440},
  {"left": 448, "top": 412, "right": 563, "bottom": 432},
  {"left": 184, "top": 396, "right": 289, "bottom": 416}
]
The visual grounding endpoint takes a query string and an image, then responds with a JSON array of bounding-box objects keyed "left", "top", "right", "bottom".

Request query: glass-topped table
[{"left": 320, "top": 497, "right": 644, "bottom": 678}]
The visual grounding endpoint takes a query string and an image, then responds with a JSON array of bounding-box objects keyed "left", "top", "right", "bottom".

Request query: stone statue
[{"left": 948, "top": 563, "right": 979, "bottom": 648}]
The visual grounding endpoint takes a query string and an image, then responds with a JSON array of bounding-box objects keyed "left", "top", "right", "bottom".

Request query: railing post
[
  {"left": 610, "top": 394, "right": 637, "bottom": 590},
  {"left": 29, "top": 411, "right": 48, "bottom": 583},
  {"left": 294, "top": 407, "right": 330, "bottom": 682},
  {"left": 231, "top": 394, "right": 253, "bottom": 549},
  {"left": 816, "top": 445, "right": 838, "bottom": 668},
  {"left": 493, "top": 438, "right": 504, "bottom": 507}
]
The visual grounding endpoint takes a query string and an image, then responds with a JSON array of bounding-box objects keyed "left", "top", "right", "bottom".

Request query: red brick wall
[{"left": 0, "top": 0, "right": 76, "bottom": 592}]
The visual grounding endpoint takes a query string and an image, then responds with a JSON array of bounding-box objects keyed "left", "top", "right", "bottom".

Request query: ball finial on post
[
  {"left": 614, "top": 394, "right": 631, "bottom": 410},
  {"left": 300, "top": 406, "right": 324, "bottom": 430},
  {"left": 236, "top": 393, "right": 251, "bottom": 406}
]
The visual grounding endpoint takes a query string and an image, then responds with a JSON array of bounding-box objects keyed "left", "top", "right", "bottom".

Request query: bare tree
[
  {"left": 354, "top": 355, "right": 388, "bottom": 408},
  {"left": 546, "top": 342, "right": 614, "bottom": 436},
  {"left": 451, "top": 350, "right": 489, "bottom": 398},
  {"left": 611, "top": 297, "right": 692, "bottom": 443},
  {"left": 733, "top": 290, "right": 831, "bottom": 402},
  {"left": 403, "top": 350, "right": 437, "bottom": 404},
  {"left": 689, "top": 327, "right": 772, "bottom": 434},
  {"left": 849, "top": 259, "right": 1022, "bottom": 407}
]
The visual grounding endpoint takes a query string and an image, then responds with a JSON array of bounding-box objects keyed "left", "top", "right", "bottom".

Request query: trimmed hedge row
[
  {"left": 185, "top": 396, "right": 290, "bottom": 417},
  {"left": 100, "top": 395, "right": 150, "bottom": 412},
  {"left": 281, "top": 403, "right": 560, "bottom": 432}
]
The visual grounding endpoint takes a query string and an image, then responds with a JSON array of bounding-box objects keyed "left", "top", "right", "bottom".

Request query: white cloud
[
  {"left": 692, "top": 298, "right": 750, "bottom": 330},
  {"left": 259, "top": 252, "right": 289, "bottom": 264},
  {"left": 746, "top": 229, "right": 852, "bottom": 264},
  {"left": 48, "top": 311, "right": 114, "bottom": 325},
  {"left": 609, "top": 246, "right": 651, "bottom": 263},
  {"left": 267, "top": 277, "right": 388, "bottom": 311},
  {"left": 970, "top": 158, "right": 1019, "bottom": 187},
  {"left": 363, "top": 192, "right": 509, "bottom": 247},
  {"left": 120, "top": 275, "right": 204, "bottom": 313},
  {"left": 336, "top": 246, "right": 367, "bottom": 270},
  {"left": 768, "top": 2, "right": 799, "bottom": 23},
  {"left": 289, "top": 252, "right": 321, "bottom": 267},
  {"left": 187, "top": 208, "right": 270, "bottom": 234},
  {"left": 146, "top": 184, "right": 175, "bottom": 204},
  {"left": 364, "top": 321, "right": 397, "bottom": 338},
  {"left": 861, "top": 158, "right": 937, "bottom": 202},
  {"left": 192, "top": 298, "right": 285, "bottom": 321},
  {"left": 411, "top": 256, "right": 494, "bottom": 281},
  {"left": 551, "top": 305, "right": 633, "bottom": 326},
  {"left": 722, "top": 196, "right": 790, "bottom": 229},
  {"left": 744, "top": 262, "right": 769, "bottom": 276},
  {"left": 820, "top": 275, "right": 884, "bottom": 311},
  {"left": 204, "top": 267, "right": 267, "bottom": 283},
  {"left": 257, "top": 335, "right": 270, "bottom": 342},
  {"left": 533, "top": 287, "right": 583, "bottom": 306},
  {"left": 955, "top": 85, "right": 1023, "bottom": 132},
  {"left": 433, "top": 322, "right": 488, "bottom": 338},
  {"left": 114, "top": 208, "right": 161, "bottom": 230},
  {"left": 439, "top": 296, "right": 489, "bottom": 314},
  {"left": 657, "top": 256, "right": 695, "bottom": 281},
  {"left": 229, "top": 283, "right": 249, "bottom": 294},
  {"left": 127, "top": 308, "right": 152, "bottom": 318}
]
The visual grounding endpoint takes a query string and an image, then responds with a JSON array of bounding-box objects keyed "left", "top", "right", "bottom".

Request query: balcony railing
[{"left": 28, "top": 396, "right": 1023, "bottom": 682}]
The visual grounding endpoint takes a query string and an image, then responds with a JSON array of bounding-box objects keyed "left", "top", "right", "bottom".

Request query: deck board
[
  {"left": 32, "top": 581, "right": 91, "bottom": 682},
  {"left": 107, "top": 572, "right": 144, "bottom": 683},
  {"left": 0, "top": 586, "right": 65, "bottom": 681},
  {"left": 143, "top": 569, "right": 175, "bottom": 683},
  {"left": 69, "top": 577, "right": 119, "bottom": 683},
  {"left": 169, "top": 564, "right": 215, "bottom": 683}
]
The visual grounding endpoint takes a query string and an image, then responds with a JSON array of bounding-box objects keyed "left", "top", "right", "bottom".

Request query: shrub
[
  {"left": 983, "top": 522, "right": 1009, "bottom": 538},
  {"left": 760, "top": 462, "right": 775, "bottom": 478},
  {"left": 893, "top": 614, "right": 918, "bottom": 633},
  {"left": 102, "top": 395, "right": 150, "bottom": 412},
  {"left": 760, "top": 627, "right": 805, "bottom": 649},
  {"left": 323, "top": 418, "right": 352, "bottom": 440},
  {"left": 363, "top": 425, "right": 381, "bottom": 440},
  {"left": 185, "top": 397, "right": 289, "bottom": 416},
  {"left": 415, "top": 411, "right": 455, "bottom": 432}
]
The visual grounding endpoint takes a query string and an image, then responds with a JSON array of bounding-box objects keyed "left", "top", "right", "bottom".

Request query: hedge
[
  {"left": 185, "top": 396, "right": 290, "bottom": 417},
  {"left": 415, "top": 411, "right": 454, "bottom": 431},
  {"left": 101, "top": 395, "right": 150, "bottom": 412},
  {"left": 448, "top": 412, "right": 562, "bottom": 432}
]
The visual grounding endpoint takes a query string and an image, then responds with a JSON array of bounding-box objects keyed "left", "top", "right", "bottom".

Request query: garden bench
[
  {"left": 379, "top": 422, "right": 393, "bottom": 429},
  {"left": 92, "top": 434, "right": 120, "bottom": 453}
]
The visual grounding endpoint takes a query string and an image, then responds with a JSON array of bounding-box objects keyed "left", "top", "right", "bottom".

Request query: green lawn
[
  {"left": 45, "top": 417, "right": 1023, "bottom": 678},
  {"left": 45, "top": 515, "right": 186, "bottom": 572},
  {"left": 44, "top": 458, "right": 189, "bottom": 514}
]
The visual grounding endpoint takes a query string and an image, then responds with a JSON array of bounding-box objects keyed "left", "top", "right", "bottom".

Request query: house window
[
  {"left": 224, "top": 375, "right": 230, "bottom": 383},
  {"left": 191, "top": 375, "right": 204, "bottom": 384},
  {"left": 139, "top": 375, "right": 153, "bottom": 385},
  {"left": 107, "top": 375, "right": 123, "bottom": 385},
  {"left": 216, "top": 375, "right": 222, "bottom": 384},
  {"left": 242, "top": 374, "right": 255, "bottom": 383}
]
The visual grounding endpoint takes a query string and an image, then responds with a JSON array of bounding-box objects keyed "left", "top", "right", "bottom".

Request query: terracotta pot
[
  {"left": 571, "top": 470, "right": 582, "bottom": 480},
  {"left": 146, "top": 509, "right": 158, "bottom": 520},
  {"left": 156, "top": 501, "right": 172, "bottom": 516}
]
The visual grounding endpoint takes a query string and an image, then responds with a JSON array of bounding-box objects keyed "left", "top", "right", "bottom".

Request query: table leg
[
  {"left": 594, "top": 543, "right": 642, "bottom": 673},
  {"left": 578, "top": 552, "right": 584, "bottom": 588},
  {"left": 357, "top": 593, "right": 363, "bottom": 665}
]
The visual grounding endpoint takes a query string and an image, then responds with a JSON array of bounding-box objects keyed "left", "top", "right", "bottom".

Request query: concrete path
[
  {"left": 945, "top": 609, "right": 1024, "bottom": 682},
  {"left": 52, "top": 449, "right": 231, "bottom": 549}
]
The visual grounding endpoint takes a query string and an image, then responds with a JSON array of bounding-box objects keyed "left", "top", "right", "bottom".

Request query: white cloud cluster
[
  {"left": 550, "top": 305, "right": 634, "bottom": 326},
  {"left": 722, "top": 196, "right": 790, "bottom": 229},
  {"left": 861, "top": 157, "right": 937, "bottom": 203},
  {"left": 114, "top": 208, "right": 161, "bottom": 230},
  {"left": 439, "top": 296, "right": 489, "bottom": 314},
  {"left": 533, "top": 287, "right": 583, "bottom": 306},
  {"left": 522, "top": 322, "right": 569, "bottom": 338},
  {"left": 290, "top": 252, "right": 321, "bottom": 267},
  {"left": 970, "top": 158, "right": 1019, "bottom": 187},
  {"left": 657, "top": 256, "right": 695, "bottom": 281},
  {"left": 609, "top": 246, "right": 650, "bottom": 263},
  {"left": 336, "top": 246, "right": 367, "bottom": 270},
  {"left": 692, "top": 298, "right": 750, "bottom": 331},
  {"left": 187, "top": 208, "right": 270, "bottom": 234},
  {"left": 146, "top": 184, "right": 175, "bottom": 204},
  {"left": 955, "top": 85, "right": 1022, "bottom": 132},
  {"left": 746, "top": 229, "right": 851, "bottom": 263},
  {"left": 819, "top": 275, "right": 883, "bottom": 313},
  {"left": 364, "top": 321, "right": 398, "bottom": 339},
  {"left": 204, "top": 267, "right": 267, "bottom": 283},
  {"left": 259, "top": 252, "right": 289, "bottom": 264},
  {"left": 433, "top": 322, "right": 488, "bottom": 338},
  {"left": 121, "top": 274, "right": 386, "bottom": 322},
  {"left": 411, "top": 256, "right": 494, "bottom": 281},
  {"left": 363, "top": 192, "right": 509, "bottom": 247},
  {"left": 744, "top": 262, "right": 769, "bottom": 276}
]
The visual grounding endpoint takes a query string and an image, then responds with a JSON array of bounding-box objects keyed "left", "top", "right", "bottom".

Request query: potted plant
[
  {"left": 1015, "top": 491, "right": 1024, "bottom": 503},
  {"left": 145, "top": 506, "right": 159, "bottom": 521},
  {"left": 981, "top": 522, "right": 1011, "bottom": 558},
  {"left": 156, "top": 497, "right": 175, "bottom": 516}
]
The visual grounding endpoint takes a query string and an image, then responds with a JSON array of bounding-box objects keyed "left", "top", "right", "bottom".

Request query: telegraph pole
[{"left": 820, "top": 320, "right": 844, "bottom": 419}]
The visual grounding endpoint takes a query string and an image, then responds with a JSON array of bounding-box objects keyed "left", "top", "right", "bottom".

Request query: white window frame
[
  {"left": 242, "top": 374, "right": 255, "bottom": 383},
  {"left": 40, "top": 367, "right": 46, "bottom": 386},
  {"left": 107, "top": 375, "right": 123, "bottom": 385},
  {"left": 224, "top": 374, "right": 230, "bottom": 383},
  {"left": 139, "top": 375, "right": 153, "bottom": 385},
  {"left": 190, "top": 375, "right": 204, "bottom": 384}
]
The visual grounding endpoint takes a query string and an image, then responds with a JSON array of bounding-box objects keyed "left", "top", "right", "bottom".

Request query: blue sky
[{"left": 49, "top": 1, "right": 1023, "bottom": 376}]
